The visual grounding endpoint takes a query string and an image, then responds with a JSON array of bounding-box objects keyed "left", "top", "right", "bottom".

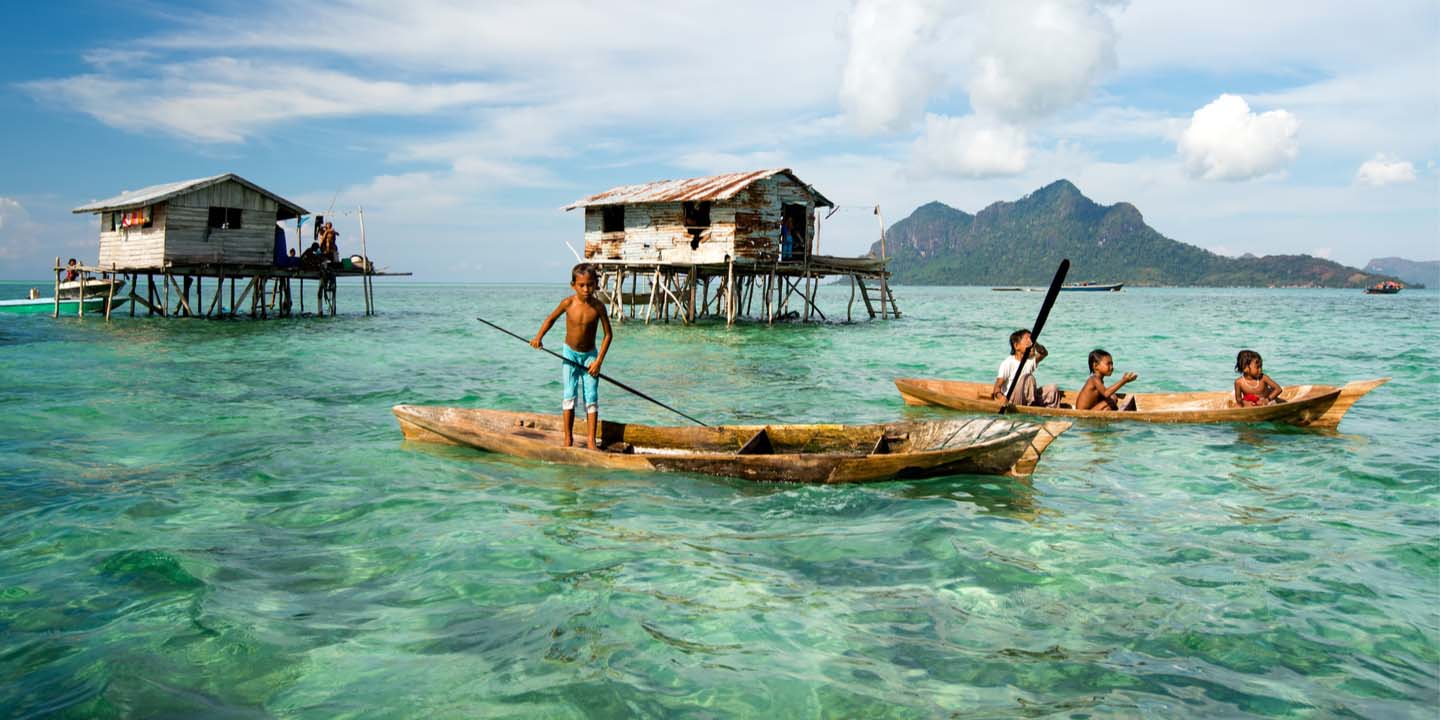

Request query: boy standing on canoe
[{"left": 532, "top": 263, "right": 613, "bottom": 450}]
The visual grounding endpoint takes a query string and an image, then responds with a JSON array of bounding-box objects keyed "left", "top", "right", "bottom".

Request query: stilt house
[
  {"left": 564, "top": 168, "right": 833, "bottom": 265},
  {"left": 562, "top": 169, "right": 898, "bottom": 325},
  {"left": 72, "top": 173, "right": 307, "bottom": 269}
]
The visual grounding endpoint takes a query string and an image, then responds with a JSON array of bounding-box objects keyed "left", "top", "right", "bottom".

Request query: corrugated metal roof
[
  {"left": 72, "top": 173, "right": 308, "bottom": 218},
  {"left": 564, "top": 168, "right": 833, "bottom": 210}
]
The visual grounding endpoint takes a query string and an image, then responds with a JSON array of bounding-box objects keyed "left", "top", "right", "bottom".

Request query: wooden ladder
[{"left": 856, "top": 274, "right": 901, "bottom": 319}]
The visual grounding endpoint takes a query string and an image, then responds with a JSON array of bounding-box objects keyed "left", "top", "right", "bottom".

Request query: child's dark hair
[
  {"left": 1235, "top": 349, "right": 1262, "bottom": 373},
  {"left": 1008, "top": 328, "right": 1031, "bottom": 352},
  {"left": 1033, "top": 343, "right": 1047, "bottom": 361},
  {"left": 1087, "top": 348, "right": 1111, "bottom": 372},
  {"left": 571, "top": 263, "right": 598, "bottom": 283}
]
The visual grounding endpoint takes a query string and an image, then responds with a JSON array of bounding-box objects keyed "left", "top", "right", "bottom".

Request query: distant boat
[
  {"left": 1364, "top": 281, "right": 1402, "bottom": 294},
  {"left": 57, "top": 277, "right": 125, "bottom": 299},
  {"left": 991, "top": 287, "right": 1029, "bottom": 292},
  {"left": 0, "top": 296, "right": 126, "bottom": 315},
  {"left": 1060, "top": 282, "right": 1123, "bottom": 292}
]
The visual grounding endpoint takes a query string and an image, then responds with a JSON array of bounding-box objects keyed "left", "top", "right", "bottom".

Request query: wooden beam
[{"left": 166, "top": 274, "right": 193, "bottom": 317}]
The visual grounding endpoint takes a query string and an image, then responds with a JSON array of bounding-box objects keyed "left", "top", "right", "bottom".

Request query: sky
[{"left": 0, "top": 0, "right": 1435, "bottom": 281}]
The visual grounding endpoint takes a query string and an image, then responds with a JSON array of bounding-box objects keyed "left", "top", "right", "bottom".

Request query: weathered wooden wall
[
  {"left": 94, "top": 179, "right": 280, "bottom": 269},
  {"left": 580, "top": 175, "right": 818, "bottom": 265},
  {"left": 97, "top": 204, "right": 167, "bottom": 268}
]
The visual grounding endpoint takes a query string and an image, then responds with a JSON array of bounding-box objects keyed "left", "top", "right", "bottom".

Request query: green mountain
[
  {"left": 1363, "top": 257, "right": 1436, "bottom": 288},
  {"left": 872, "top": 180, "right": 1397, "bottom": 287}
]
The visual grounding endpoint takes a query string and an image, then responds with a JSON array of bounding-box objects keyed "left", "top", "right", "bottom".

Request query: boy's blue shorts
[{"left": 562, "top": 344, "right": 598, "bottom": 413}]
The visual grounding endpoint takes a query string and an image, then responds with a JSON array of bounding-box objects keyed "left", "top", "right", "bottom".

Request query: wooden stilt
[
  {"left": 644, "top": 267, "right": 659, "bottom": 324},
  {"left": 725, "top": 258, "right": 736, "bottom": 326},
  {"left": 129, "top": 273, "right": 137, "bottom": 317},
  {"left": 848, "top": 274, "right": 856, "bottom": 323},
  {"left": 207, "top": 274, "right": 225, "bottom": 317},
  {"left": 166, "top": 274, "right": 193, "bottom": 317},
  {"left": 686, "top": 265, "right": 697, "bottom": 324},
  {"left": 162, "top": 270, "right": 170, "bottom": 318},
  {"left": 105, "top": 263, "right": 117, "bottom": 321}
]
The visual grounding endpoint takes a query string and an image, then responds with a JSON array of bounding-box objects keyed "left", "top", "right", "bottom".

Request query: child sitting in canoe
[
  {"left": 1234, "top": 349, "right": 1283, "bottom": 406},
  {"left": 1075, "top": 348, "right": 1138, "bottom": 411},
  {"left": 990, "top": 329, "right": 1060, "bottom": 407},
  {"left": 531, "top": 263, "right": 613, "bottom": 450}
]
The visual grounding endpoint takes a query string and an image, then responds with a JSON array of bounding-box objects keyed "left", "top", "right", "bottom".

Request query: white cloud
[
  {"left": 1313, "top": 247, "right": 1332, "bottom": 259},
  {"left": 964, "top": 0, "right": 1118, "bottom": 122},
  {"left": 840, "top": 0, "right": 1117, "bottom": 133},
  {"left": 0, "top": 198, "right": 38, "bottom": 260},
  {"left": 1178, "top": 94, "right": 1299, "bottom": 181},
  {"left": 839, "top": 0, "right": 942, "bottom": 133},
  {"left": 26, "top": 58, "right": 519, "bottom": 143},
  {"left": 912, "top": 114, "right": 1030, "bottom": 177},
  {"left": 1355, "top": 154, "right": 1417, "bottom": 186}
]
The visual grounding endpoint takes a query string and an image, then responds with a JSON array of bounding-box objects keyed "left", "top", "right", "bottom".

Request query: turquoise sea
[{"left": 1, "top": 281, "right": 1436, "bottom": 718}]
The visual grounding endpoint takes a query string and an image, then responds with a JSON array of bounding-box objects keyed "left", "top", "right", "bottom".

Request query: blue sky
[{"left": 1, "top": 0, "right": 1435, "bottom": 281}]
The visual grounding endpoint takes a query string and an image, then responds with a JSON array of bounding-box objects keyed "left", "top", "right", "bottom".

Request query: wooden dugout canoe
[
  {"left": 392, "top": 405, "right": 1071, "bottom": 483},
  {"left": 893, "top": 377, "right": 1389, "bottom": 430}
]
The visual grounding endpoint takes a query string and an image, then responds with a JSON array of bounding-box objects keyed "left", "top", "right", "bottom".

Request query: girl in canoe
[
  {"left": 1075, "top": 349, "right": 1138, "bottom": 411},
  {"left": 531, "top": 263, "right": 613, "bottom": 450},
  {"left": 1234, "top": 349, "right": 1284, "bottom": 406}
]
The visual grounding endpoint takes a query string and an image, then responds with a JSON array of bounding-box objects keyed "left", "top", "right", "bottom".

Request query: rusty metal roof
[
  {"left": 72, "top": 173, "right": 308, "bottom": 219},
  {"left": 563, "top": 168, "right": 833, "bottom": 210}
]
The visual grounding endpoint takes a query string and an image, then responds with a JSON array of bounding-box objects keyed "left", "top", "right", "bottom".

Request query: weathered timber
[{"left": 393, "top": 405, "right": 1071, "bottom": 483}]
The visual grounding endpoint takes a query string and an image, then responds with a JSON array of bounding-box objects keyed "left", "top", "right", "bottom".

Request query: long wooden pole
[
  {"left": 359, "top": 206, "right": 372, "bottom": 316},
  {"left": 105, "top": 263, "right": 116, "bottom": 321},
  {"left": 78, "top": 270, "right": 86, "bottom": 318},
  {"left": 52, "top": 257, "right": 60, "bottom": 318},
  {"left": 1002, "top": 259, "right": 1070, "bottom": 410},
  {"left": 476, "top": 316, "right": 709, "bottom": 427}
]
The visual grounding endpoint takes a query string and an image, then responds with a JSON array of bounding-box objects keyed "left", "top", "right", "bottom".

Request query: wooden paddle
[
  {"left": 476, "top": 316, "right": 710, "bottom": 427},
  {"left": 1001, "top": 259, "right": 1070, "bottom": 413}
]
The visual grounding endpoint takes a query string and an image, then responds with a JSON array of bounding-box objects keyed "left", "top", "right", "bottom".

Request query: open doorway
[{"left": 781, "top": 204, "right": 808, "bottom": 261}]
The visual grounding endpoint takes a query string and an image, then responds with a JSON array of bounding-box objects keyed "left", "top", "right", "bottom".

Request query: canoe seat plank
[{"left": 737, "top": 428, "right": 774, "bottom": 455}]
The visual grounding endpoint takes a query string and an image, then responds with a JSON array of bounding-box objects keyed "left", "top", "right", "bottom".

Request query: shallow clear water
[{"left": 1, "top": 281, "right": 1436, "bottom": 718}]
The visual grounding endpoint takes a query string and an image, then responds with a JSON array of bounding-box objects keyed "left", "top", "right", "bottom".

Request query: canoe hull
[
  {"left": 0, "top": 296, "right": 127, "bottom": 315},
  {"left": 894, "top": 377, "right": 1388, "bottom": 430},
  {"left": 393, "top": 405, "right": 1070, "bottom": 483}
]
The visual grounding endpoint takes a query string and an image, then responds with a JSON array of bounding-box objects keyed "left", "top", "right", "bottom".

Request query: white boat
[{"left": 57, "top": 277, "right": 126, "bottom": 299}]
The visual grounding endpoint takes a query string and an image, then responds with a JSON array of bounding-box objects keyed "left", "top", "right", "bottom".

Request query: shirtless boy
[
  {"left": 1074, "top": 349, "right": 1138, "bottom": 412},
  {"left": 531, "top": 263, "right": 613, "bottom": 449}
]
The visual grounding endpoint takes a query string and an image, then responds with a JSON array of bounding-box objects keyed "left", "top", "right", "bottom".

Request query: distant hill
[
  {"left": 871, "top": 180, "right": 1398, "bottom": 288},
  {"left": 1364, "top": 257, "right": 1436, "bottom": 288}
]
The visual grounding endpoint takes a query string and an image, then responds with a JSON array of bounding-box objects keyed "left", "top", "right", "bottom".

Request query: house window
[
  {"left": 682, "top": 201, "right": 711, "bottom": 228},
  {"left": 109, "top": 207, "right": 154, "bottom": 230},
  {"left": 602, "top": 206, "right": 624, "bottom": 233},
  {"left": 208, "top": 207, "right": 243, "bottom": 229}
]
